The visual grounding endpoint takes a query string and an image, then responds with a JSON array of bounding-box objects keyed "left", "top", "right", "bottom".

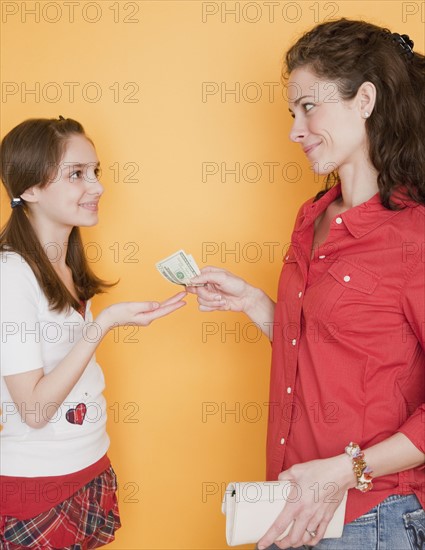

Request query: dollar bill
[{"left": 156, "top": 250, "right": 205, "bottom": 286}]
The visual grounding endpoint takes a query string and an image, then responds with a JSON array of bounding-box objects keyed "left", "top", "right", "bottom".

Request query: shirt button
[
  {"left": 287, "top": 387, "right": 292, "bottom": 394},
  {"left": 335, "top": 217, "right": 343, "bottom": 224},
  {"left": 343, "top": 275, "right": 351, "bottom": 282},
  {"left": 298, "top": 291, "right": 302, "bottom": 298},
  {"left": 291, "top": 339, "right": 297, "bottom": 346},
  {"left": 318, "top": 255, "right": 326, "bottom": 259},
  {"left": 280, "top": 438, "right": 285, "bottom": 445}
]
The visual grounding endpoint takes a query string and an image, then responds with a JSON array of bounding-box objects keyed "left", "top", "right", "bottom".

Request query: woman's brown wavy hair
[
  {"left": 0, "top": 117, "right": 115, "bottom": 312},
  {"left": 284, "top": 18, "right": 425, "bottom": 209}
]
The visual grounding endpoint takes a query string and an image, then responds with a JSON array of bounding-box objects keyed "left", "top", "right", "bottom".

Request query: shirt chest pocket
[
  {"left": 328, "top": 259, "right": 380, "bottom": 294},
  {"left": 303, "top": 259, "right": 381, "bottom": 323}
]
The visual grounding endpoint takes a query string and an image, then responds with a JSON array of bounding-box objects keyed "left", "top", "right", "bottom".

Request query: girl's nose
[
  {"left": 91, "top": 178, "right": 104, "bottom": 196},
  {"left": 87, "top": 177, "right": 104, "bottom": 197}
]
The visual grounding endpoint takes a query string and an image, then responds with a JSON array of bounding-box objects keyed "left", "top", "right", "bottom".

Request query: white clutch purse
[{"left": 222, "top": 481, "right": 348, "bottom": 546}]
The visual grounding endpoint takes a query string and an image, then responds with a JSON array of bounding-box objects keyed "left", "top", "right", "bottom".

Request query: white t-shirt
[{"left": 0, "top": 251, "right": 110, "bottom": 476}]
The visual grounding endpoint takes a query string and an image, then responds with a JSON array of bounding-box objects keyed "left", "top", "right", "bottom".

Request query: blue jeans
[{"left": 262, "top": 494, "right": 425, "bottom": 550}]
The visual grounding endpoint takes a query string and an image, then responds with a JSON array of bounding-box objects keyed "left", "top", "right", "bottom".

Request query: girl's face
[
  {"left": 287, "top": 67, "right": 369, "bottom": 175},
  {"left": 28, "top": 134, "right": 104, "bottom": 230}
]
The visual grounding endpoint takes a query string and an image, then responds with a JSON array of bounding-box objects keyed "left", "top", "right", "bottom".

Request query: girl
[
  {"left": 0, "top": 117, "right": 186, "bottom": 549},
  {"left": 188, "top": 19, "right": 425, "bottom": 550}
]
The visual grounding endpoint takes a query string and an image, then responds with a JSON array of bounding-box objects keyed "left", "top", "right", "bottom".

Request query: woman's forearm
[
  {"left": 332, "top": 431, "right": 425, "bottom": 492},
  {"left": 243, "top": 286, "right": 276, "bottom": 340},
  {"left": 363, "top": 432, "right": 425, "bottom": 477}
]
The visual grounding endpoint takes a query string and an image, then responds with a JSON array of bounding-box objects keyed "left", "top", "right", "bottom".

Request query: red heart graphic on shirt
[{"left": 66, "top": 403, "right": 87, "bottom": 425}]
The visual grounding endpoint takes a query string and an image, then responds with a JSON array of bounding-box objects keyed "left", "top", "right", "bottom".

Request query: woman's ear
[{"left": 357, "top": 81, "right": 376, "bottom": 117}]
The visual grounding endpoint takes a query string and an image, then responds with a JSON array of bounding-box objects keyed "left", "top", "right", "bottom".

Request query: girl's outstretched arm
[{"left": 4, "top": 292, "right": 186, "bottom": 428}]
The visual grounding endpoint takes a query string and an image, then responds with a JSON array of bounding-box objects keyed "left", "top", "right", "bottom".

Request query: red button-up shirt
[{"left": 267, "top": 182, "right": 425, "bottom": 523}]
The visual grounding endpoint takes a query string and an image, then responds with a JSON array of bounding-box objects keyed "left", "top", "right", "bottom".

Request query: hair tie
[
  {"left": 11, "top": 197, "right": 24, "bottom": 209},
  {"left": 391, "top": 32, "right": 414, "bottom": 59}
]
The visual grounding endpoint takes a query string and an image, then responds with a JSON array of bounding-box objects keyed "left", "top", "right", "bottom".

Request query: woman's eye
[
  {"left": 94, "top": 168, "right": 100, "bottom": 177},
  {"left": 289, "top": 103, "right": 314, "bottom": 118}
]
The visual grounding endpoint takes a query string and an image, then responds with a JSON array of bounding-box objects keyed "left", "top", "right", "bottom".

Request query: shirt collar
[{"left": 296, "top": 182, "right": 414, "bottom": 239}]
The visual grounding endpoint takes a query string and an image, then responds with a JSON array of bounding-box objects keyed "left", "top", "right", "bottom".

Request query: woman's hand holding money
[{"left": 187, "top": 267, "right": 276, "bottom": 340}]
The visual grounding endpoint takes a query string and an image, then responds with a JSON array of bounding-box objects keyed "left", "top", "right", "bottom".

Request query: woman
[
  {"left": 188, "top": 19, "right": 425, "bottom": 549},
  {"left": 0, "top": 117, "right": 186, "bottom": 548}
]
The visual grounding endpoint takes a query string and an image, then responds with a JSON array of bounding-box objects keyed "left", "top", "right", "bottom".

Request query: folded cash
[{"left": 156, "top": 250, "right": 204, "bottom": 286}]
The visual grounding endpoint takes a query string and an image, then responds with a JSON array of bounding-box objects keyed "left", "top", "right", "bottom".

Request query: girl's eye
[
  {"left": 70, "top": 170, "right": 82, "bottom": 181},
  {"left": 94, "top": 168, "right": 100, "bottom": 177}
]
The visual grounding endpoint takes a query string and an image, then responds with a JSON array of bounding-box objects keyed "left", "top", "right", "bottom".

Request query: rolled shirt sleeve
[{"left": 398, "top": 253, "right": 425, "bottom": 454}]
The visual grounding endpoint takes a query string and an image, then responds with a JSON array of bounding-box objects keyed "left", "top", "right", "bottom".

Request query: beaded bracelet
[{"left": 344, "top": 441, "right": 374, "bottom": 492}]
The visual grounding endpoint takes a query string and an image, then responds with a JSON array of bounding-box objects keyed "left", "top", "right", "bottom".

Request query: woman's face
[
  {"left": 287, "top": 67, "right": 369, "bottom": 175},
  {"left": 28, "top": 134, "right": 104, "bottom": 230}
]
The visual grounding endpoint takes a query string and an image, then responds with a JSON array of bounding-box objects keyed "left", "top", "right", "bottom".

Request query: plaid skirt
[{"left": 0, "top": 466, "right": 121, "bottom": 549}]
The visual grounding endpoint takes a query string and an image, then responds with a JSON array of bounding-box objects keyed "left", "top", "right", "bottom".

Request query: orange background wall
[{"left": 1, "top": 2, "right": 423, "bottom": 548}]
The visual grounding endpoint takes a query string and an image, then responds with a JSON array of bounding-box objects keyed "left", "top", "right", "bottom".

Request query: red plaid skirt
[{"left": 0, "top": 466, "right": 121, "bottom": 549}]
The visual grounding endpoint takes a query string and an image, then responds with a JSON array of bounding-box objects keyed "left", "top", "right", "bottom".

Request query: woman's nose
[{"left": 289, "top": 117, "right": 307, "bottom": 143}]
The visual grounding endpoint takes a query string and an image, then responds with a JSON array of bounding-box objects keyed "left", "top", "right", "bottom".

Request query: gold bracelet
[{"left": 345, "top": 441, "right": 374, "bottom": 492}]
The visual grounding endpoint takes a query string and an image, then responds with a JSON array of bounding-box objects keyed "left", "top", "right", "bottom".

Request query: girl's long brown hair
[
  {"left": 284, "top": 18, "right": 425, "bottom": 209},
  {"left": 0, "top": 117, "right": 115, "bottom": 312}
]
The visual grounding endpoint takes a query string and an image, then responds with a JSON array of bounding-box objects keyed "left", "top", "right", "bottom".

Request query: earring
[{"left": 364, "top": 111, "right": 370, "bottom": 118}]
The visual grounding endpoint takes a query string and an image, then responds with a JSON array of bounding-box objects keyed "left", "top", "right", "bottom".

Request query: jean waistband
[{"left": 360, "top": 494, "right": 420, "bottom": 517}]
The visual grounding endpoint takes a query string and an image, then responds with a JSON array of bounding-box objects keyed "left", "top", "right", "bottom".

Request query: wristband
[{"left": 344, "top": 441, "right": 373, "bottom": 492}]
